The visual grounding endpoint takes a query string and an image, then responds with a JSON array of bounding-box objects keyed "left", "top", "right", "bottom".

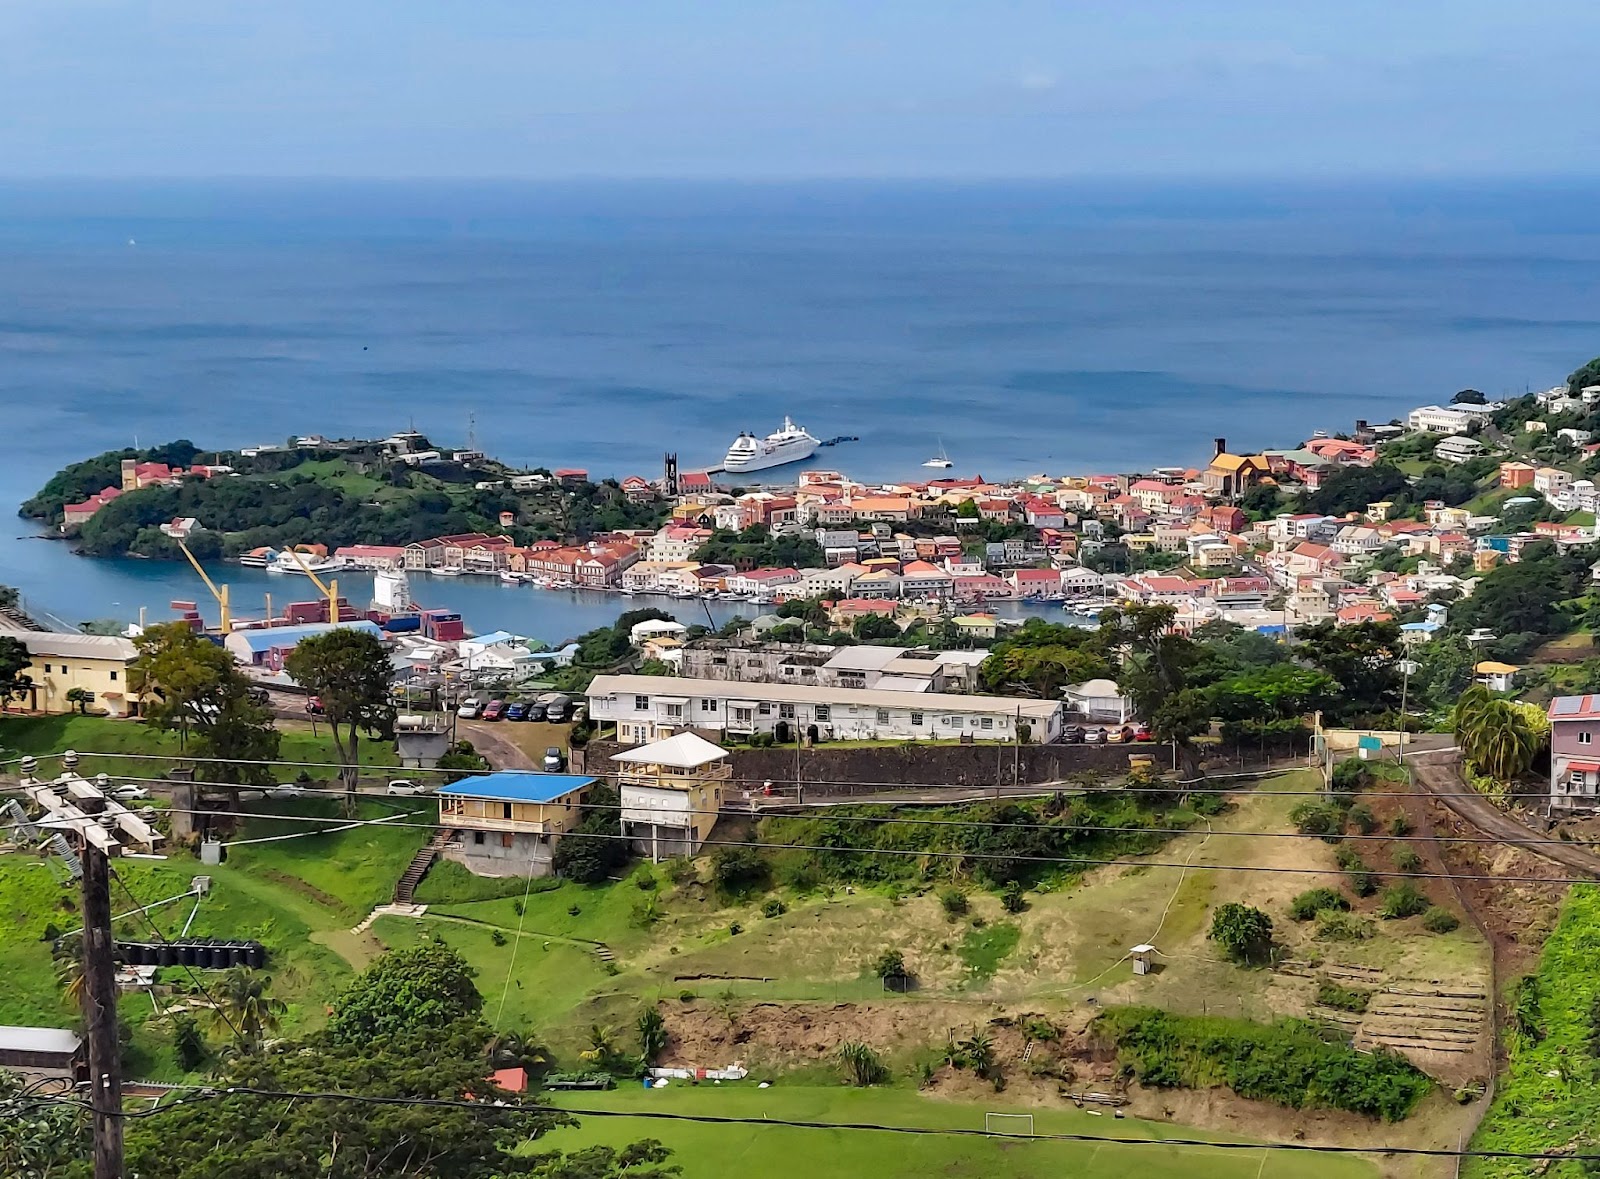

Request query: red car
[
  {"left": 482, "top": 699, "right": 506, "bottom": 721},
  {"left": 1133, "top": 725, "right": 1154, "bottom": 742},
  {"left": 304, "top": 695, "right": 324, "bottom": 715}
]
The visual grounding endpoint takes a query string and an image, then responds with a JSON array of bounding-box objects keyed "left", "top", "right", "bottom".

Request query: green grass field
[{"left": 541, "top": 1084, "right": 1378, "bottom": 1179}]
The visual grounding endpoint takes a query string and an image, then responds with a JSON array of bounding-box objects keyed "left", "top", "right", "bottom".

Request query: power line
[
  {"left": 10, "top": 802, "right": 1594, "bottom": 886},
  {"left": 16, "top": 1086, "right": 1599, "bottom": 1164}
]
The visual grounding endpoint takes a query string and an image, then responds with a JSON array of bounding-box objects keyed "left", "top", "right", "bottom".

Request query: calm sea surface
[{"left": 2, "top": 179, "right": 1597, "bottom": 639}]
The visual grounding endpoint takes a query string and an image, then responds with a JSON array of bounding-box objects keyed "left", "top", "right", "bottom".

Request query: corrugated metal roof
[
  {"left": 438, "top": 773, "right": 594, "bottom": 803},
  {"left": 0, "top": 1025, "right": 82, "bottom": 1055},
  {"left": 1549, "top": 695, "right": 1600, "bottom": 719}
]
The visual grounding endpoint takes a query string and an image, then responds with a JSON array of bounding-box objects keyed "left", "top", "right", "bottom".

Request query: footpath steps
[
  {"left": 351, "top": 902, "right": 427, "bottom": 936},
  {"left": 394, "top": 830, "right": 449, "bottom": 904}
]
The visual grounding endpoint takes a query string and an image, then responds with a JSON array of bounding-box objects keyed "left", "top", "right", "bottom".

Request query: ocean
[{"left": 2, "top": 178, "right": 1597, "bottom": 639}]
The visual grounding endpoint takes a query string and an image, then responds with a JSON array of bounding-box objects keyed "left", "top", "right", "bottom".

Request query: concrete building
[
  {"left": 224, "top": 620, "right": 385, "bottom": 671},
  {"left": 437, "top": 772, "right": 595, "bottom": 876},
  {"left": 10, "top": 631, "right": 141, "bottom": 717},
  {"left": 612, "top": 732, "right": 732, "bottom": 859},
  {"left": 1062, "top": 678, "right": 1136, "bottom": 723},
  {"left": 0, "top": 1025, "right": 84, "bottom": 1078},
  {"left": 589, "top": 673, "right": 1063, "bottom": 745},
  {"left": 1547, "top": 695, "right": 1600, "bottom": 811}
]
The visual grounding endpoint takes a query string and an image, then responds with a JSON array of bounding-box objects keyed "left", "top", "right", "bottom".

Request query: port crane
[
  {"left": 175, "top": 538, "right": 231, "bottom": 634},
  {"left": 282, "top": 546, "right": 343, "bottom": 624}
]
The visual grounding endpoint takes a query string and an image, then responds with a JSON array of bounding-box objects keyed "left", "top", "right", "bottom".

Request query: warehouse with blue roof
[{"left": 224, "top": 620, "right": 385, "bottom": 669}]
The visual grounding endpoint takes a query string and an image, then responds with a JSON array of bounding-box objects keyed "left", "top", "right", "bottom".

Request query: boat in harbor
[
  {"left": 432, "top": 566, "right": 464, "bottom": 577},
  {"left": 267, "top": 551, "right": 342, "bottom": 575},
  {"left": 722, "top": 416, "right": 819, "bottom": 473}
]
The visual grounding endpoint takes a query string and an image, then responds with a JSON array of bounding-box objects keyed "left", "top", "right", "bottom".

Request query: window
[
  {"left": 1581, "top": 732, "right": 1594, "bottom": 745},
  {"left": 733, "top": 707, "right": 753, "bottom": 725},
  {"left": 758, "top": 702, "right": 772, "bottom": 715},
  {"left": 109, "top": 671, "right": 117, "bottom": 681},
  {"left": 501, "top": 803, "right": 513, "bottom": 819},
  {"left": 910, "top": 712, "right": 923, "bottom": 726},
  {"left": 944, "top": 716, "right": 960, "bottom": 728},
  {"left": 634, "top": 695, "right": 650, "bottom": 711},
  {"left": 877, "top": 709, "right": 890, "bottom": 724},
  {"left": 665, "top": 703, "right": 684, "bottom": 720},
  {"left": 814, "top": 704, "right": 831, "bottom": 722},
  {"left": 474, "top": 831, "right": 485, "bottom": 845},
  {"left": 981, "top": 717, "right": 993, "bottom": 730},
  {"left": 42, "top": 664, "right": 51, "bottom": 674},
  {"left": 779, "top": 704, "right": 795, "bottom": 720},
  {"left": 701, "top": 698, "right": 718, "bottom": 712}
]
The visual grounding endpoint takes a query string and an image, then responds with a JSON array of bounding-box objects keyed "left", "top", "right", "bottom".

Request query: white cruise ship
[{"left": 722, "top": 416, "right": 819, "bottom": 474}]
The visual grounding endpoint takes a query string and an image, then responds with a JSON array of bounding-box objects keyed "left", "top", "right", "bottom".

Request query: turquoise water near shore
[{"left": 2, "top": 179, "right": 1597, "bottom": 636}]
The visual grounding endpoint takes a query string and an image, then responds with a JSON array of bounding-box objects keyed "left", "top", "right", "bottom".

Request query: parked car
[
  {"left": 524, "top": 698, "right": 549, "bottom": 721},
  {"left": 505, "top": 701, "right": 528, "bottom": 721},
  {"left": 542, "top": 747, "right": 564, "bottom": 773},
  {"left": 482, "top": 699, "right": 506, "bottom": 721},
  {"left": 544, "top": 694, "right": 573, "bottom": 723},
  {"left": 1133, "top": 725, "right": 1154, "bottom": 742},
  {"left": 386, "top": 780, "right": 427, "bottom": 796},
  {"left": 109, "top": 784, "right": 150, "bottom": 801},
  {"left": 304, "top": 695, "right": 324, "bottom": 715},
  {"left": 1061, "top": 725, "right": 1085, "bottom": 744},
  {"left": 267, "top": 783, "right": 306, "bottom": 799},
  {"left": 1084, "top": 727, "right": 1107, "bottom": 745},
  {"left": 456, "top": 700, "right": 482, "bottom": 719},
  {"left": 571, "top": 703, "right": 587, "bottom": 724}
]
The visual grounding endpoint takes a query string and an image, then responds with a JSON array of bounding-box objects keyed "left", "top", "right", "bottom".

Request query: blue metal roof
[
  {"left": 230, "top": 620, "right": 383, "bottom": 652},
  {"left": 438, "top": 772, "right": 595, "bottom": 803}
]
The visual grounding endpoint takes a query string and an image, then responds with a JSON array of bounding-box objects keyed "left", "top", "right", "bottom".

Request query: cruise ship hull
[{"left": 722, "top": 439, "right": 819, "bottom": 473}]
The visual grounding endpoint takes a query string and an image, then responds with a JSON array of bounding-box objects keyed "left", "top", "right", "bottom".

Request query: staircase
[
  {"left": 593, "top": 944, "right": 616, "bottom": 964},
  {"left": 1021, "top": 1040, "right": 1035, "bottom": 1066},
  {"left": 394, "top": 830, "right": 449, "bottom": 904}
]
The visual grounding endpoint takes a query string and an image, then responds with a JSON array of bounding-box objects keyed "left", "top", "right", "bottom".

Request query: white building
[
  {"left": 1062, "top": 678, "right": 1136, "bottom": 723},
  {"left": 1407, "top": 405, "right": 1491, "bottom": 434},
  {"left": 588, "top": 674, "right": 1064, "bottom": 745},
  {"left": 1434, "top": 436, "right": 1486, "bottom": 464}
]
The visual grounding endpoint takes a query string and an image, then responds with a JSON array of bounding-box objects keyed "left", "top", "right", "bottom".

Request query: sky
[{"left": 1, "top": 0, "right": 1597, "bottom": 179}]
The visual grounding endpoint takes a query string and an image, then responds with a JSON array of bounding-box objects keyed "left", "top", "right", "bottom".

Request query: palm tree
[
  {"left": 959, "top": 1029, "right": 997, "bottom": 1080},
  {"left": 484, "top": 1029, "right": 551, "bottom": 1074},
  {"left": 52, "top": 943, "right": 85, "bottom": 1009},
  {"left": 579, "top": 1023, "right": 619, "bottom": 1069},
  {"left": 205, "top": 967, "right": 285, "bottom": 1053},
  {"left": 1455, "top": 686, "right": 1543, "bottom": 786}
]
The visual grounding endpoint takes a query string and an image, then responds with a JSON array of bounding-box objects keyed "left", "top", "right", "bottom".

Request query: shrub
[
  {"left": 1330, "top": 758, "right": 1373, "bottom": 796},
  {"left": 1394, "top": 849, "right": 1424, "bottom": 873},
  {"left": 678, "top": 990, "right": 696, "bottom": 1002},
  {"left": 1421, "top": 907, "right": 1460, "bottom": 934},
  {"left": 760, "top": 898, "right": 787, "bottom": 918},
  {"left": 711, "top": 845, "right": 769, "bottom": 895},
  {"left": 634, "top": 872, "right": 658, "bottom": 890},
  {"left": 939, "top": 888, "right": 970, "bottom": 919},
  {"left": 1000, "top": 881, "right": 1028, "bottom": 914},
  {"left": 727, "top": 922, "right": 742, "bottom": 936},
  {"left": 1346, "top": 804, "right": 1378, "bottom": 835},
  {"left": 1316, "top": 980, "right": 1373, "bottom": 1013},
  {"left": 838, "top": 1040, "right": 889, "bottom": 1086},
  {"left": 1314, "top": 911, "right": 1376, "bottom": 942},
  {"left": 665, "top": 857, "right": 698, "bottom": 886},
  {"left": 1095, "top": 1007, "right": 1430, "bottom": 1121},
  {"left": 1208, "top": 903, "right": 1274, "bottom": 965},
  {"left": 872, "top": 949, "right": 909, "bottom": 981},
  {"left": 1388, "top": 815, "right": 1412, "bottom": 837},
  {"left": 490, "top": 929, "right": 507, "bottom": 947},
  {"left": 172, "top": 1013, "right": 206, "bottom": 1071},
  {"left": 1192, "top": 792, "right": 1227, "bottom": 817},
  {"left": 1336, "top": 845, "right": 1379, "bottom": 896},
  {"left": 1290, "top": 801, "right": 1346, "bottom": 841},
  {"left": 1378, "top": 881, "right": 1430, "bottom": 920},
  {"left": 1289, "top": 888, "right": 1350, "bottom": 921}
]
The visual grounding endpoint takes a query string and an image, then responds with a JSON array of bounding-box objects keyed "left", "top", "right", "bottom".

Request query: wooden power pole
[{"left": 80, "top": 844, "right": 124, "bottom": 1179}]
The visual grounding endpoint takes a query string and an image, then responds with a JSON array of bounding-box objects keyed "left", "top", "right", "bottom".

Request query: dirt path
[
  {"left": 1409, "top": 752, "right": 1600, "bottom": 878},
  {"left": 457, "top": 721, "right": 536, "bottom": 770}
]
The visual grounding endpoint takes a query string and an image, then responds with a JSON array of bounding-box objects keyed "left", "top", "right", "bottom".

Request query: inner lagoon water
[{"left": 2, "top": 179, "right": 1597, "bottom": 640}]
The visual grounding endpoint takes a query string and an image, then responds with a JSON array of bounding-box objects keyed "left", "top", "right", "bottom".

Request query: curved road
[{"left": 1410, "top": 751, "right": 1600, "bottom": 878}]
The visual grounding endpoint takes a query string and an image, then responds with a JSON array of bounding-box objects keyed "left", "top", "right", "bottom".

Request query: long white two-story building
[{"left": 588, "top": 673, "right": 1064, "bottom": 746}]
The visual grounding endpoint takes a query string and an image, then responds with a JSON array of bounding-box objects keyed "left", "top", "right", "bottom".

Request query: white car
[
  {"left": 456, "top": 701, "right": 482, "bottom": 719},
  {"left": 109, "top": 784, "right": 150, "bottom": 801},
  {"left": 268, "top": 783, "right": 307, "bottom": 799},
  {"left": 386, "top": 780, "right": 427, "bottom": 796}
]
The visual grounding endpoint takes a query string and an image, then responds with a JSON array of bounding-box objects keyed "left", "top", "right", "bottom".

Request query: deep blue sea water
[{"left": 2, "top": 179, "right": 1597, "bottom": 638}]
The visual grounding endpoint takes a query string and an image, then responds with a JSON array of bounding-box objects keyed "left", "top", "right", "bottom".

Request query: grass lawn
[{"left": 541, "top": 1083, "right": 1378, "bottom": 1179}]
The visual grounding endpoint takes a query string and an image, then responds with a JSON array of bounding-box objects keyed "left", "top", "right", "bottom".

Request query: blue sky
[{"left": 1, "top": 0, "right": 1596, "bottom": 178}]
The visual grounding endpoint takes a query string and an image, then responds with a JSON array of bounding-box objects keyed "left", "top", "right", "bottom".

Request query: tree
[
  {"left": 1450, "top": 550, "right": 1582, "bottom": 639},
  {"left": 327, "top": 943, "right": 482, "bottom": 1046},
  {"left": 552, "top": 782, "right": 630, "bottom": 883},
  {"left": 284, "top": 628, "right": 396, "bottom": 806},
  {"left": 1293, "top": 620, "right": 1404, "bottom": 724},
  {"left": 871, "top": 948, "right": 909, "bottom": 981},
  {"left": 1568, "top": 355, "right": 1600, "bottom": 395},
  {"left": 129, "top": 622, "right": 280, "bottom": 784},
  {"left": 0, "top": 635, "right": 33, "bottom": 712},
  {"left": 63, "top": 686, "right": 92, "bottom": 715},
  {"left": 1454, "top": 685, "right": 1545, "bottom": 786},
  {"left": 173, "top": 1012, "right": 207, "bottom": 1071},
  {"left": 637, "top": 1008, "right": 667, "bottom": 1063},
  {"left": 852, "top": 613, "right": 901, "bottom": 641},
  {"left": 1304, "top": 464, "right": 1410, "bottom": 517},
  {"left": 205, "top": 967, "right": 286, "bottom": 1054},
  {"left": 0, "top": 1067, "right": 88, "bottom": 1178},
  {"left": 1208, "top": 902, "right": 1274, "bottom": 965},
  {"left": 1452, "top": 388, "right": 1487, "bottom": 405},
  {"left": 1100, "top": 604, "right": 1205, "bottom": 776},
  {"left": 528, "top": 1141, "right": 679, "bottom": 1179}
]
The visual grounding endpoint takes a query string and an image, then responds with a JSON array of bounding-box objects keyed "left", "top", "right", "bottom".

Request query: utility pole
[{"left": 19, "top": 752, "right": 164, "bottom": 1179}]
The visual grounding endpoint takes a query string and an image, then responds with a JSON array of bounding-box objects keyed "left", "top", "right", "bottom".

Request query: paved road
[{"left": 1410, "top": 750, "right": 1600, "bottom": 878}]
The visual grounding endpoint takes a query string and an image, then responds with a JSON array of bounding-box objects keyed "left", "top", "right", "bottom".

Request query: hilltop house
[
  {"left": 612, "top": 732, "right": 732, "bottom": 859},
  {"left": 1547, "top": 695, "right": 1600, "bottom": 811},
  {"left": 437, "top": 772, "right": 596, "bottom": 877}
]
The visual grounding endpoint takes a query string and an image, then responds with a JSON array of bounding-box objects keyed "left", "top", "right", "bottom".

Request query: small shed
[
  {"left": 0, "top": 1025, "right": 84, "bottom": 1074},
  {"left": 1129, "top": 945, "right": 1157, "bottom": 976}
]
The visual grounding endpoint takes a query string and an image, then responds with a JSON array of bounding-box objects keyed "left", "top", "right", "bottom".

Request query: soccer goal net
[{"left": 984, "top": 1113, "right": 1035, "bottom": 1137}]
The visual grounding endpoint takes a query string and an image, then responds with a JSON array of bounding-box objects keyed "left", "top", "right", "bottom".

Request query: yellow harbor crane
[
  {"left": 175, "top": 537, "right": 231, "bottom": 634},
  {"left": 283, "top": 546, "right": 342, "bottom": 624}
]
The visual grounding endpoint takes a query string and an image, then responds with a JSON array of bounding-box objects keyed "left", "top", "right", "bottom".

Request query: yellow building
[
  {"left": 11, "top": 631, "right": 140, "bottom": 718},
  {"left": 437, "top": 772, "right": 594, "bottom": 877},
  {"left": 950, "top": 613, "right": 1000, "bottom": 641},
  {"left": 611, "top": 732, "right": 732, "bottom": 860}
]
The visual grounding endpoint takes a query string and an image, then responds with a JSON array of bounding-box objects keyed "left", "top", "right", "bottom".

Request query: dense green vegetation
[
  {"left": 1466, "top": 886, "right": 1600, "bottom": 1178},
  {"left": 693, "top": 523, "right": 824, "bottom": 569},
  {"left": 23, "top": 441, "right": 670, "bottom": 557},
  {"left": 1096, "top": 1007, "right": 1431, "bottom": 1121}
]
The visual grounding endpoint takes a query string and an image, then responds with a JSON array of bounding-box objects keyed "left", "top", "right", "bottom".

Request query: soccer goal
[{"left": 984, "top": 1112, "right": 1035, "bottom": 1137}]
